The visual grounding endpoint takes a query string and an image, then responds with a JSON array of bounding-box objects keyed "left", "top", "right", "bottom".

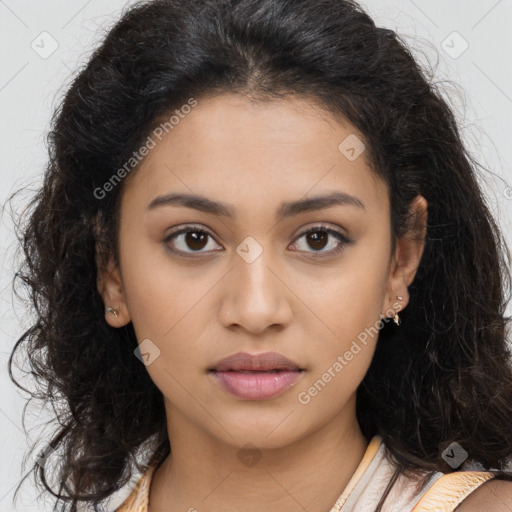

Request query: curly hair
[{"left": 7, "top": 0, "right": 512, "bottom": 510}]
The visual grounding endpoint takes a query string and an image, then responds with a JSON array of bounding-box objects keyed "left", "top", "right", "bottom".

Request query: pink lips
[{"left": 208, "top": 351, "right": 304, "bottom": 400}]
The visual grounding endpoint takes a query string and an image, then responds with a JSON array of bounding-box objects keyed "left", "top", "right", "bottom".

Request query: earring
[
  {"left": 393, "top": 296, "right": 404, "bottom": 326},
  {"left": 105, "top": 307, "right": 119, "bottom": 318}
]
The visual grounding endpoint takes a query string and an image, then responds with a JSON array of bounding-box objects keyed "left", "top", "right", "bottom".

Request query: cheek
[
  {"left": 122, "top": 266, "right": 179, "bottom": 339},
  {"left": 119, "top": 244, "right": 212, "bottom": 377},
  {"left": 296, "top": 241, "right": 389, "bottom": 390},
  {"left": 119, "top": 227, "right": 185, "bottom": 334},
  {"left": 305, "top": 260, "right": 388, "bottom": 344},
  {"left": 305, "top": 285, "right": 382, "bottom": 387},
  {"left": 295, "top": 282, "right": 381, "bottom": 413}
]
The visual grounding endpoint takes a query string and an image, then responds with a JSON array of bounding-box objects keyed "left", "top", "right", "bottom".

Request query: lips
[
  {"left": 208, "top": 351, "right": 304, "bottom": 400},
  {"left": 209, "top": 351, "right": 302, "bottom": 372}
]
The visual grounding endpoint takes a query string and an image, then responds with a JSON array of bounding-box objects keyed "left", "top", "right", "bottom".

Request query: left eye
[
  {"left": 290, "top": 224, "right": 351, "bottom": 257},
  {"left": 163, "top": 224, "right": 351, "bottom": 258}
]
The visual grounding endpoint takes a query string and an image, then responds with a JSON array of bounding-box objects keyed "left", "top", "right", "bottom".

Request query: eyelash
[{"left": 163, "top": 223, "right": 353, "bottom": 260}]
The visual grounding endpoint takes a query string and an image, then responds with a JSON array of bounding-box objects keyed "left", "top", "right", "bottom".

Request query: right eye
[{"left": 163, "top": 224, "right": 223, "bottom": 258}]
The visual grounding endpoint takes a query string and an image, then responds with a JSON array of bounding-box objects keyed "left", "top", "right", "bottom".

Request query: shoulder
[
  {"left": 454, "top": 479, "right": 512, "bottom": 511},
  {"left": 409, "top": 470, "right": 511, "bottom": 512}
]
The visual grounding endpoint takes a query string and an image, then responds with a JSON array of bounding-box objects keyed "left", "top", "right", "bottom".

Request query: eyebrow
[{"left": 146, "top": 191, "right": 365, "bottom": 219}]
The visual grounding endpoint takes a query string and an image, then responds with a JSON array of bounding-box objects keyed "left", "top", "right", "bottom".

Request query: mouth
[
  {"left": 209, "top": 351, "right": 303, "bottom": 373},
  {"left": 209, "top": 368, "right": 304, "bottom": 400},
  {"left": 209, "top": 369, "right": 304, "bottom": 373},
  {"left": 208, "top": 352, "right": 305, "bottom": 400}
]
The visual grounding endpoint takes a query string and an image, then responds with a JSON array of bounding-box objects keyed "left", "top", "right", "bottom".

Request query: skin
[
  {"left": 455, "top": 480, "right": 512, "bottom": 512},
  {"left": 97, "top": 92, "right": 428, "bottom": 512},
  {"left": 454, "top": 480, "right": 512, "bottom": 511}
]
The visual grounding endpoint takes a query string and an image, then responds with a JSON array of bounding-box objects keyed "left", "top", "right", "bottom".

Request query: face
[{"left": 98, "top": 92, "right": 426, "bottom": 450}]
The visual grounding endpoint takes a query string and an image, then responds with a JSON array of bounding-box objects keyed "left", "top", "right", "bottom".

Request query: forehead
[{"left": 122, "top": 93, "right": 389, "bottom": 219}]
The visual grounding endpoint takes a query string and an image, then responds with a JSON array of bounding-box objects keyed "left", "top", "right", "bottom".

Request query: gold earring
[
  {"left": 105, "top": 307, "right": 119, "bottom": 318},
  {"left": 393, "top": 296, "right": 404, "bottom": 326}
]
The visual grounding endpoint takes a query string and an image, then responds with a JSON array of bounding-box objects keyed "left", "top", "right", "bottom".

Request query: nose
[{"left": 218, "top": 247, "right": 293, "bottom": 335}]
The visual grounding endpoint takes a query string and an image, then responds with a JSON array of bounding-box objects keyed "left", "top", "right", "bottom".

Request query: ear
[
  {"left": 382, "top": 195, "right": 428, "bottom": 316},
  {"left": 97, "top": 253, "right": 131, "bottom": 328},
  {"left": 93, "top": 211, "right": 131, "bottom": 328}
]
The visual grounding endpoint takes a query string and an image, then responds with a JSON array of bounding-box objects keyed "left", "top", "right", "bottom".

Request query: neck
[{"left": 149, "top": 394, "right": 369, "bottom": 512}]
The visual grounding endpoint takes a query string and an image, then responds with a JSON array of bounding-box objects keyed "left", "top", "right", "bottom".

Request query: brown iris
[
  {"left": 306, "top": 230, "right": 328, "bottom": 251},
  {"left": 186, "top": 231, "right": 208, "bottom": 251}
]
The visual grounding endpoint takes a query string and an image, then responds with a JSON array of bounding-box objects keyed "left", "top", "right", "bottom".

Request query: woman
[{"left": 8, "top": 0, "right": 512, "bottom": 510}]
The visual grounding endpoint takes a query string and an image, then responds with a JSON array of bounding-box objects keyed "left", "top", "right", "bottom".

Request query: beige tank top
[{"left": 113, "top": 435, "right": 495, "bottom": 512}]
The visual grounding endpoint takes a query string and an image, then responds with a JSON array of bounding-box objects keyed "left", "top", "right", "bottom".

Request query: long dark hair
[{"left": 7, "top": 0, "right": 512, "bottom": 510}]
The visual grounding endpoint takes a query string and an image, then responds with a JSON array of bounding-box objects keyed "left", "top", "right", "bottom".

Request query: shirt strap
[
  {"left": 330, "top": 435, "right": 383, "bottom": 511},
  {"left": 411, "top": 471, "right": 496, "bottom": 511}
]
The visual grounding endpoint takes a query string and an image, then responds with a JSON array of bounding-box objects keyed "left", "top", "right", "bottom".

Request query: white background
[{"left": 1, "top": 1, "right": 511, "bottom": 510}]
